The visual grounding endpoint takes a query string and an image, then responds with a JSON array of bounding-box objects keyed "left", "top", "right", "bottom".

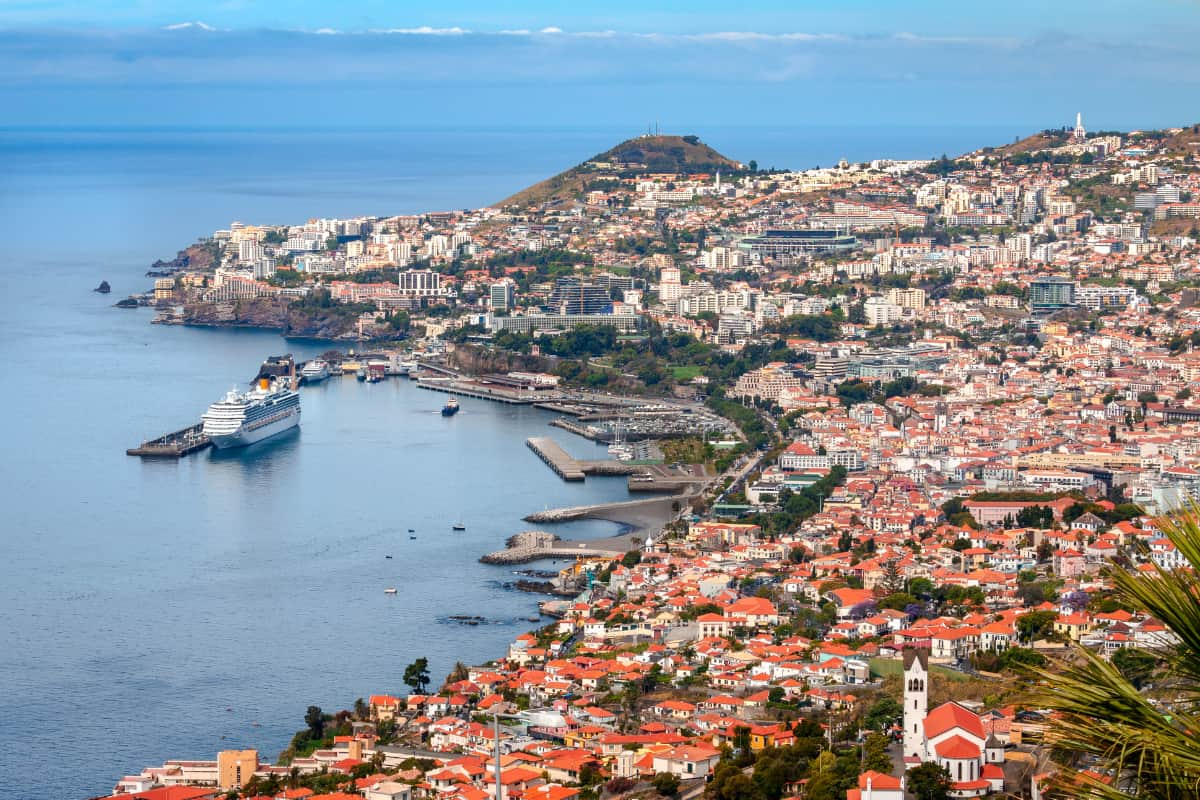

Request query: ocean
[{"left": 0, "top": 124, "right": 1020, "bottom": 799}]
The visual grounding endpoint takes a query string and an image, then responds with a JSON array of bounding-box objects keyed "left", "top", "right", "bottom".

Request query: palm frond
[{"left": 1029, "top": 503, "right": 1200, "bottom": 798}]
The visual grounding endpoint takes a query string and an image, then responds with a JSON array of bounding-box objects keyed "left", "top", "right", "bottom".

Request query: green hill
[{"left": 498, "top": 134, "right": 742, "bottom": 209}]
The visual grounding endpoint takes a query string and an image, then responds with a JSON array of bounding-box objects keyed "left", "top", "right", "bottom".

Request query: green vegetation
[
  {"left": 906, "top": 762, "right": 953, "bottom": 800},
  {"left": 652, "top": 772, "right": 680, "bottom": 797},
  {"left": 1032, "top": 505, "right": 1200, "bottom": 798},
  {"left": 660, "top": 437, "right": 712, "bottom": 465},
  {"left": 970, "top": 646, "right": 1046, "bottom": 673},
  {"left": 403, "top": 657, "right": 431, "bottom": 694},
  {"left": 499, "top": 134, "right": 740, "bottom": 207},
  {"left": 744, "top": 466, "right": 848, "bottom": 537},
  {"left": 671, "top": 365, "right": 705, "bottom": 381},
  {"left": 835, "top": 376, "right": 950, "bottom": 408}
]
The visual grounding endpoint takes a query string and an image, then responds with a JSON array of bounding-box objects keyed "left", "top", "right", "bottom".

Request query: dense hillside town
[{"left": 112, "top": 121, "right": 1200, "bottom": 800}]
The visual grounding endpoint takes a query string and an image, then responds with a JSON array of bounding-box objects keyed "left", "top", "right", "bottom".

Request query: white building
[
  {"left": 397, "top": 269, "right": 446, "bottom": 297},
  {"left": 659, "top": 266, "right": 682, "bottom": 302},
  {"left": 864, "top": 296, "right": 903, "bottom": 326}
]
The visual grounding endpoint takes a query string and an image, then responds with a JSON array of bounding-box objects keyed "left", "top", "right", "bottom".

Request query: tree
[
  {"left": 864, "top": 696, "right": 903, "bottom": 731},
  {"left": 711, "top": 763, "right": 758, "bottom": 800},
  {"left": 1031, "top": 505, "right": 1200, "bottom": 798},
  {"left": 906, "top": 762, "right": 953, "bottom": 800},
  {"left": 652, "top": 772, "right": 680, "bottom": 797},
  {"left": 1110, "top": 647, "right": 1159, "bottom": 690},
  {"left": 862, "top": 732, "right": 893, "bottom": 773},
  {"left": 446, "top": 661, "right": 470, "bottom": 685},
  {"left": 304, "top": 705, "right": 325, "bottom": 739},
  {"left": 403, "top": 657, "right": 431, "bottom": 694},
  {"left": 1016, "top": 609, "right": 1058, "bottom": 643}
]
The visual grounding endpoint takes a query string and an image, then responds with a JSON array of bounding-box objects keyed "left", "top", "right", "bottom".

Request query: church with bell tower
[{"left": 899, "top": 647, "right": 1006, "bottom": 796}]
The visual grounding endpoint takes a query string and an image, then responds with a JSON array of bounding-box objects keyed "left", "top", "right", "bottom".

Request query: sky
[{"left": 1, "top": 0, "right": 1198, "bottom": 131}]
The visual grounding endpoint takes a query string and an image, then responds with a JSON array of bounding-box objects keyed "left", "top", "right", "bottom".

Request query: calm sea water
[{"left": 0, "top": 124, "right": 1018, "bottom": 799}]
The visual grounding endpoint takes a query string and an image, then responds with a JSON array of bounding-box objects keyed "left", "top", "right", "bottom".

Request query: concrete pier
[
  {"left": 526, "top": 437, "right": 640, "bottom": 481},
  {"left": 527, "top": 437, "right": 587, "bottom": 480},
  {"left": 417, "top": 379, "right": 534, "bottom": 404}
]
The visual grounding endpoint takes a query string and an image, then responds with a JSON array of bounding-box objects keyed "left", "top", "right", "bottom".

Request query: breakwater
[
  {"left": 480, "top": 530, "right": 627, "bottom": 565},
  {"left": 523, "top": 495, "right": 686, "bottom": 524}
]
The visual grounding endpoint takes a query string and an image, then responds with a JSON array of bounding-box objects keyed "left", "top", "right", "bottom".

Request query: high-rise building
[
  {"left": 489, "top": 280, "right": 516, "bottom": 312},
  {"left": 717, "top": 311, "right": 755, "bottom": 343},
  {"left": 1029, "top": 277, "right": 1076, "bottom": 311},
  {"left": 397, "top": 269, "right": 445, "bottom": 297},
  {"left": 886, "top": 287, "right": 927, "bottom": 311},
  {"left": 217, "top": 749, "right": 258, "bottom": 790},
  {"left": 549, "top": 277, "right": 610, "bottom": 315},
  {"left": 864, "top": 296, "right": 903, "bottom": 325},
  {"left": 659, "top": 266, "right": 682, "bottom": 301},
  {"left": 702, "top": 246, "right": 747, "bottom": 272},
  {"left": 238, "top": 240, "right": 264, "bottom": 263},
  {"left": 391, "top": 242, "right": 413, "bottom": 267}
]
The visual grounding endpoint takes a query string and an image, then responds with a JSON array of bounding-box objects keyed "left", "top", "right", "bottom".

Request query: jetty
[
  {"left": 524, "top": 495, "right": 686, "bottom": 524},
  {"left": 525, "top": 437, "right": 639, "bottom": 481},
  {"left": 480, "top": 531, "right": 627, "bottom": 565},
  {"left": 127, "top": 423, "right": 211, "bottom": 457}
]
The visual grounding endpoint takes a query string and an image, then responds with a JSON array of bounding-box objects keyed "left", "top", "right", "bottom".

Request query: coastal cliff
[
  {"left": 181, "top": 297, "right": 365, "bottom": 339},
  {"left": 149, "top": 241, "right": 220, "bottom": 275},
  {"left": 450, "top": 343, "right": 554, "bottom": 375}
]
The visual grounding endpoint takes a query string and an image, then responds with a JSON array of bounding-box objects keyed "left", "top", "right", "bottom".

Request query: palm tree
[{"left": 1030, "top": 505, "right": 1200, "bottom": 798}]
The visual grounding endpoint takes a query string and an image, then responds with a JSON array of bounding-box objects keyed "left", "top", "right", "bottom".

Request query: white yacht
[{"left": 201, "top": 379, "right": 301, "bottom": 448}]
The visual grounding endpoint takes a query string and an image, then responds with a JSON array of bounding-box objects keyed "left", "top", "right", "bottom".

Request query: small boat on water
[
  {"left": 452, "top": 523, "right": 466, "bottom": 531},
  {"left": 441, "top": 397, "right": 460, "bottom": 416},
  {"left": 384, "top": 587, "right": 397, "bottom": 594},
  {"left": 385, "top": 555, "right": 393, "bottom": 559},
  {"left": 356, "top": 366, "right": 368, "bottom": 382},
  {"left": 408, "top": 528, "right": 415, "bottom": 533},
  {"left": 409, "top": 535, "right": 417, "bottom": 540}
]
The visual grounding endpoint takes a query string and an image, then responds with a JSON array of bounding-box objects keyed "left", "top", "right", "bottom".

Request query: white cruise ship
[{"left": 201, "top": 379, "right": 301, "bottom": 449}]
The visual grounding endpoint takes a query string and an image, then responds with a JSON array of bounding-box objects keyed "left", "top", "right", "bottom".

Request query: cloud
[
  {"left": 683, "top": 31, "right": 844, "bottom": 42},
  {"left": 538, "top": 27, "right": 563, "bottom": 35},
  {"left": 162, "top": 21, "right": 218, "bottom": 31},
  {"left": 369, "top": 26, "right": 469, "bottom": 35}
]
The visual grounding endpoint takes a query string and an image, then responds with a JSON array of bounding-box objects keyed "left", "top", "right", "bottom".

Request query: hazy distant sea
[{"left": 0, "top": 124, "right": 1019, "bottom": 800}]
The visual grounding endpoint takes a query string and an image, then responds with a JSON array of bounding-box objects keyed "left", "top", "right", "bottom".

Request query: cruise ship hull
[{"left": 209, "top": 410, "right": 300, "bottom": 449}]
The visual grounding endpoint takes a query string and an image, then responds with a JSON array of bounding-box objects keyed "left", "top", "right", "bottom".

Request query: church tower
[
  {"left": 934, "top": 399, "right": 949, "bottom": 433},
  {"left": 903, "top": 648, "right": 929, "bottom": 759}
]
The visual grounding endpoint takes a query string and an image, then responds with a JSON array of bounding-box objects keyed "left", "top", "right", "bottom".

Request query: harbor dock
[
  {"left": 127, "top": 423, "right": 211, "bottom": 457},
  {"left": 525, "top": 437, "right": 639, "bottom": 481},
  {"left": 417, "top": 378, "right": 534, "bottom": 404}
]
